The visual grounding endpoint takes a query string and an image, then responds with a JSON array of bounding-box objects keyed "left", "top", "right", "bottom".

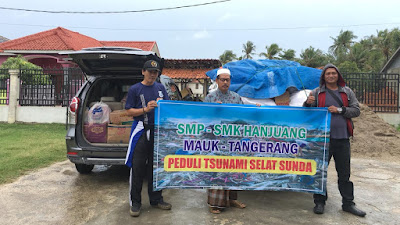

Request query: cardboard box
[
  {"left": 107, "top": 124, "right": 131, "bottom": 144},
  {"left": 84, "top": 123, "right": 107, "bottom": 143},
  {"left": 109, "top": 110, "right": 132, "bottom": 125}
]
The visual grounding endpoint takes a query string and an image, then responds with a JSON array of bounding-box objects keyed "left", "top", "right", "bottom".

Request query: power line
[
  {"left": 0, "top": 0, "right": 231, "bottom": 14},
  {"left": 1, "top": 22, "right": 400, "bottom": 31}
]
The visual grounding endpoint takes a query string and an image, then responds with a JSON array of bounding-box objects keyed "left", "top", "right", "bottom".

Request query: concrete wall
[
  {"left": 0, "top": 105, "right": 8, "bottom": 121},
  {"left": 387, "top": 57, "right": 400, "bottom": 72},
  {"left": 376, "top": 113, "right": 400, "bottom": 126},
  {"left": 0, "top": 105, "right": 66, "bottom": 123},
  {"left": 17, "top": 106, "right": 67, "bottom": 123}
]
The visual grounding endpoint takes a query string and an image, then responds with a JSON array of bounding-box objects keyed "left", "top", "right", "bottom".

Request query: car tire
[{"left": 75, "top": 164, "right": 94, "bottom": 174}]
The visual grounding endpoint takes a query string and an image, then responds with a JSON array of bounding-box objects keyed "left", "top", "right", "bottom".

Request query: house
[
  {"left": 0, "top": 27, "right": 221, "bottom": 101},
  {"left": 381, "top": 46, "right": 400, "bottom": 74},
  {"left": 0, "top": 27, "right": 160, "bottom": 68},
  {"left": 163, "top": 59, "right": 221, "bottom": 100}
]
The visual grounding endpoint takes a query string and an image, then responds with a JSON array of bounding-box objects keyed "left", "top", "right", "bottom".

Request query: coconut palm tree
[
  {"left": 242, "top": 41, "right": 256, "bottom": 59},
  {"left": 300, "top": 46, "right": 328, "bottom": 68},
  {"left": 259, "top": 43, "right": 282, "bottom": 59},
  {"left": 279, "top": 49, "right": 296, "bottom": 60},
  {"left": 219, "top": 50, "right": 237, "bottom": 65},
  {"left": 348, "top": 43, "right": 368, "bottom": 70},
  {"left": 329, "top": 30, "right": 357, "bottom": 61},
  {"left": 374, "top": 29, "right": 392, "bottom": 62}
]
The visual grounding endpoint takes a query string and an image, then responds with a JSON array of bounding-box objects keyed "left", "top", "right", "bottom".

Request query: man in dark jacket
[{"left": 303, "top": 64, "right": 366, "bottom": 217}]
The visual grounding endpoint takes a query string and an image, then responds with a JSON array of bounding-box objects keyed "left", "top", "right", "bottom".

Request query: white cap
[{"left": 217, "top": 68, "right": 231, "bottom": 76}]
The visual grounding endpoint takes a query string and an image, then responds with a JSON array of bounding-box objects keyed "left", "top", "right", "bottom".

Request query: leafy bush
[{"left": 0, "top": 55, "right": 51, "bottom": 85}]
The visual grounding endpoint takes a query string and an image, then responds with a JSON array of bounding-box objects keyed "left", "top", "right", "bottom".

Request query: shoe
[
  {"left": 313, "top": 203, "right": 325, "bottom": 214},
  {"left": 129, "top": 205, "right": 141, "bottom": 217},
  {"left": 152, "top": 200, "right": 172, "bottom": 210},
  {"left": 342, "top": 205, "right": 366, "bottom": 217}
]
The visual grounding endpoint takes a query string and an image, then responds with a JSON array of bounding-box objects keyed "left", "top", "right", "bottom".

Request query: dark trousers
[
  {"left": 314, "top": 138, "right": 354, "bottom": 207},
  {"left": 129, "top": 127, "right": 163, "bottom": 207}
]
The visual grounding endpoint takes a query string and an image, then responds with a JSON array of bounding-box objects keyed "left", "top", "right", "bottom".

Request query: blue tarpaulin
[{"left": 206, "top": 59, "right": 322, "bottom": 99}]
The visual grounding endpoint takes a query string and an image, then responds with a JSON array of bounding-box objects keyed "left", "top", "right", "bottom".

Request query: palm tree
[
  {"left": 374, "top": 29, "right": 392, "bottom": 62},
  {"left": 219, "top": 50, "right": 237, "bottom": 65},
  {"left": 349, "top": 43, "right": 368, "bottom": 70},
  {"left": 259, "top": 43, "right": 282, "bottom": 59},
  {"left": 300, "top": 46, "right": 327, "bottom": 68},
  {"left": 242, "top": 41, "right": 256, "bottom": 59},
  {"left": 329, "top": 30, "right": 357, "bottom": 61},
  {"left": 389, "top": 28, "right": 400, "bottom": 52},
  {"left": 279, "top": 49, "right": 296, "bottom": 60}
]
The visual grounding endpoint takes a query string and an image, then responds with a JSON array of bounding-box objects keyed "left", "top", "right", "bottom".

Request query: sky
[{"left": 1, "top": 0, "right": 400, "bottom": 60}]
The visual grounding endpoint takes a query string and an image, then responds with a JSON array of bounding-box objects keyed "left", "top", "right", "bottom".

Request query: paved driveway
[{"left": 1, "top": 158, "right": 399, "bottom": 225}]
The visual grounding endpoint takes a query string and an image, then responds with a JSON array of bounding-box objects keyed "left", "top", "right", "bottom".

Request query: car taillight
[{"left": 69, "top": 97, "right": 80, "bottom": 114}]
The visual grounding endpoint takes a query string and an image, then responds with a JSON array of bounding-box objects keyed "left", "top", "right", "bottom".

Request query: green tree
[
  {"left": 242, "top": 41, "right": 256, "bottom": 59},
  {"left": 279, "top": 49, "right": 296, "bottom": 61},
  {"left": 0, "top": 55, "right": 42, "bottom": 70},
  {"left": 389, "top": 28, "right": 400, "bottom": 53},
  {"left": 363, "top": 50, "right": 385, "bottom": 72},
  {"left": 259, "top": 43, "right": 282, "bottom": 59},
  {"left": 219, "top": 50, "right": 237, "bottom": 65},
  {"left": 0, "top": 55, "right": 49, "bottom": 84},
  {"left": 338, "top": 61, "right": 360, "bottom": 73},
  {"left": 375, "top": 29, "right": 392, "bottom": 62},
  {"left": 329, "top": 30, "right": 357, "bottom": 63},
  {"left": 348, "top": 43, "right": 368, "bottom": 70},
  {"left": 300, "top": 46, "right": 328, "bottom": 68}
]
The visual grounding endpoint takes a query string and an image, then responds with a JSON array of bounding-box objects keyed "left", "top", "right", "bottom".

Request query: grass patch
[{"left": 0, "top": 123, "right": 66, "bottom": 184}]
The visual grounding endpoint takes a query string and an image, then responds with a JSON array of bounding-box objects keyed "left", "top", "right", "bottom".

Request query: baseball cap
[{"left": 143, "top": 60, "right": 161, "bottom": 71}]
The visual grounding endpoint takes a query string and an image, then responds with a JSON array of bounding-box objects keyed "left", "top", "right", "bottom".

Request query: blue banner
[{"left": 154, "top": 100, "right": 330, "bottom": 194}]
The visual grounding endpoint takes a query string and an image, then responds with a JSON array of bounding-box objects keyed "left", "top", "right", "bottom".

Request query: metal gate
[
  {"left": 342, "top": 73, "right": 399, "bottom": 113},
  {"left": 0, "top": 69, "right": 9, "bottom": 105},
  {"left": 19, "top": 68, "right": 85, "bottom": 106}
]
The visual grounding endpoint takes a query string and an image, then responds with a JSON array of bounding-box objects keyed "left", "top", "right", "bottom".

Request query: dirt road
[{"left": 1, "top": 157, "right": 399, "bottom": 225}]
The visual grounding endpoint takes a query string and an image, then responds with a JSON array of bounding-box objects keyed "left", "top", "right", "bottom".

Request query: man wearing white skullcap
[{"left": 204, "top": 67, "right": 245, "bottom": 214}]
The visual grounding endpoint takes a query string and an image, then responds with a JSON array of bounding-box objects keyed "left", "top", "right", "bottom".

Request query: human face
[
  {"left": 216, "top": 73, "right": 231, "bottom": 93},
  {"left": 324, "top": 68, "right": 339, "bottom": 86},
  {"left": 142, "top": 69, "right": 159, "bottom": 84}
]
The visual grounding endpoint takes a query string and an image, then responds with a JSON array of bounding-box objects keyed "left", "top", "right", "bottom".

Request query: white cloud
[{"left": 192, "top": 30, "right": 211, "bottom": 40}]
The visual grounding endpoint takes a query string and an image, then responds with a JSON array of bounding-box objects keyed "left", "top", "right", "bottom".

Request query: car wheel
[{"left": 75, "top": 164, "right": 94, "bottom": 174}]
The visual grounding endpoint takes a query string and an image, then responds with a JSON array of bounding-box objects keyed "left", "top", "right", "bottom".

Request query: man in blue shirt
[{"left": 125, "top": 60, "right": 171, "bottom": 217}]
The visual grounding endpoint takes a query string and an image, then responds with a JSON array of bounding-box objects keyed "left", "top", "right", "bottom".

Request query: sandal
[
  {"left": 209, "top": 207, "right": 221, "bottom": 214},
  {"left": 229, "top": 200, "right": 246, "bottom": 209}
]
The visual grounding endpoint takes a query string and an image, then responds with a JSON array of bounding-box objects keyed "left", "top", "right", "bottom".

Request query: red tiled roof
[
  {"left": 163, "top": 68, "right": 211, "bottom": 79},
  {"left": 100, "top": 41, "right": 155, "bottom": 51},
  {"left": 0, "top": 27, "right": 101, "bottom": 51},
  {"left": 163, "top": 59, "right": 221, "bottom": 79},
  {"left": 165, "top": 59, "right": 221, "bottom": 69},
  {"left": 0, "top": 27, "right": 157, "bottom": 51}
]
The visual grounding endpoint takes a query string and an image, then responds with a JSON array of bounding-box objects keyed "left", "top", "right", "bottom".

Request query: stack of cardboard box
[{"left": 107, "top": 110, "right": 133, "bottom": 144}]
